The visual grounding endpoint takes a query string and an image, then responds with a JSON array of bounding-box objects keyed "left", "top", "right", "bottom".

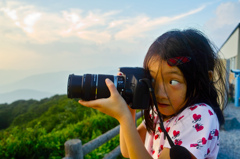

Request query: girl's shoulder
[
  {"left": 185, "top": 103, "right": 215, "bottom": 115},
  {"left": 165, "top": 103, "right": 217, "bottom": 125},
  {"left": 182, "top": 103, "right": 217, "bottom": 119}
]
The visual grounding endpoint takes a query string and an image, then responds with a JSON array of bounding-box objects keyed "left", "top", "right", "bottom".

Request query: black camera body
[{"left": 67, "top": 67, "right": 150, "bottom": 109}]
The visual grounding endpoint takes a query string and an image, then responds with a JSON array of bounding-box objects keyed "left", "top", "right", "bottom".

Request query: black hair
[{"left": 143, "top": 29, "right": 227, "bottom": 133}]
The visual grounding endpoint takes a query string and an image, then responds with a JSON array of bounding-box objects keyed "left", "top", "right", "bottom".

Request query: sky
[{"left": 0, "top": 0, "right": 240, "bottom": 89}]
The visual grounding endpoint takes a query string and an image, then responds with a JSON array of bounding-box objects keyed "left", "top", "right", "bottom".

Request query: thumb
[{"left": 105, "top": 78, "right": 119, "bottom": 97}]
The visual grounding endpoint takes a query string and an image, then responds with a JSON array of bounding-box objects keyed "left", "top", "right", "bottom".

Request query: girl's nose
[{"left": 155, "top": 83, "right": 168, "bottom": 99}]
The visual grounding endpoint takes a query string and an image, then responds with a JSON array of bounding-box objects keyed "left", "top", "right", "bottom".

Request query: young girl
[{"left": 79, "top": 29, "right": 227, "bottom": 159}]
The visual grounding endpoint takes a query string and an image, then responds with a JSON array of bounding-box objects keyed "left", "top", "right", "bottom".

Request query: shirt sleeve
[{"left": 163, "top": 104, "right": 220, "bottom": 159}]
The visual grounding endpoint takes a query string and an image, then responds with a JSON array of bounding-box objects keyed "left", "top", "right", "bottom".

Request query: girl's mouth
[{"left": 157, "top": 103, "right": 169, "bottom": 108}]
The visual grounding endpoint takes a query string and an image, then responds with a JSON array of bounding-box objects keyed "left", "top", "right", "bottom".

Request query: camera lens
[
  {"left": 82, "top": 74, "right": 97, "bottom": 100},
  {"left": 67, "top": 74, "right": 116, "bottom": 100},
  {"left": 67, "top": 74, "right": 83, "bottom": 98}
]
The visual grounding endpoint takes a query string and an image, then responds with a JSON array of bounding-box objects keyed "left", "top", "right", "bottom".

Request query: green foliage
[
  {"left": 0, "top": 95, "right": 122, "bottom": 159},
  {"left": 0, "top": 99, "right": 39, "bottom": 129}
]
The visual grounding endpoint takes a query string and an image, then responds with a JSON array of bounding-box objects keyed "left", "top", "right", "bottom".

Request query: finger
[
  {"left": 78, "top": 100, "right": 101, "bottom": 111},
  {"left": 78, "top": 100, "right": 90, "bottom": 107},
  {"left": 105, "top": 78, "right": 119, "bottom": 97},
  {"left": 78, "top": 99, "right": 103, "bottom": 108},
  {"left": 117, "top": 72, "right": 123, "bottom": 76}
]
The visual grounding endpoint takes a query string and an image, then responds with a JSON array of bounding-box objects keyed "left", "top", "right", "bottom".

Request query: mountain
[
  {"left": 0, "top": 89, "right": 55, "bottom": 104},
  {"left": 0, "top": 71, "right": 71, "bottom": 94},
  {"left": 0, "top": 68, "right": 118, "bottom": 104},
  {"left": 0, "top": 71, "right": 74, "bottom": 104}
]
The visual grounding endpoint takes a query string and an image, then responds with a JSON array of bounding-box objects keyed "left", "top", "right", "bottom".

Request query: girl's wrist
[{"left": 118, "top": 110, "right": 134, "bottom": 125}]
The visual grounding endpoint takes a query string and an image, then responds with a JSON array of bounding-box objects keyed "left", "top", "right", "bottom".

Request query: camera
[{"left": 67, "top": 67, "right": 151, "bottom": 109}]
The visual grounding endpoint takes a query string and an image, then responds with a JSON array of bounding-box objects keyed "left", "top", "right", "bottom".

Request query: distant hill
[
  {"left": 0, "top": 94, "right": 65, "bottom": 130},
  {"left": 0, "top": 71, "right": 71, "bottom": 94},
  {"left": 0, "top": 89, "right": 54, "bottom": 104},
  {"left": 0, "top": 69, "right": 118, "bottom": 104},
  {"left": 0, "top": 71, "right": 72, "bottom": 104}
]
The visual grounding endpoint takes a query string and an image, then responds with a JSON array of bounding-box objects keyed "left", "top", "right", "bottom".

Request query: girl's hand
[
  {"left": 116, "top": 72, "right": 136, "bottom": 116},
  {"left": 78, "top": 78, "right": 131, "bottom": 121}
]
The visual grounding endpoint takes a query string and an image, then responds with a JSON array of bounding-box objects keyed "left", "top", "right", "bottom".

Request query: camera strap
[{"left": 140, "top": 78, "right": 174, "bottom": 147}]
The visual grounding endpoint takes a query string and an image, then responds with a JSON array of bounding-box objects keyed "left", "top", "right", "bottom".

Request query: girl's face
[{"left": 148, "top": 57, "right": 187, "bottom": 118}]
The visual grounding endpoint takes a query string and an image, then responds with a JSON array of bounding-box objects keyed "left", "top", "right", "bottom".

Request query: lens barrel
[
  {"left": 67, "top": 74, "right": 115, "bottom": 100},
  {"left": 67, "top": 74, "right": 83, "bottom": 98},
  {"left": 96, "top": 75, "right": 114, "bottom": 99},
  {"left": 82, "top": 74, "right": 97, "bottom": 100}
]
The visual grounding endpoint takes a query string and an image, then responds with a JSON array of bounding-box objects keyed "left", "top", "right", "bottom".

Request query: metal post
[
  {"left": 235, "top": 73, "right": 240, "bottom": 107},
  {"left": 231, "top": 69, "right": 240, "bottom": 107},
  {"left": 63, "top": 139, "right": 83, "bottom": 159}
]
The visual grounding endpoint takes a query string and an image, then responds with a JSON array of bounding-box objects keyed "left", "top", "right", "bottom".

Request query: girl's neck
[{"left": 163, "top": 114, "right": 175, "bottom": 121}]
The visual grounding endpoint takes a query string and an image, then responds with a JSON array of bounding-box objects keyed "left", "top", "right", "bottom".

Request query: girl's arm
[
  {"left": 120, "top": 108, "right": 136, "bottom": 157},
  {"left": 120, "top": 114, "right": 147, "bottom": 158},
  {"left": 118, "top": 112, "right": 151, "bottom": 159},
  {"left": 79, "top": 79, "right": 151, "bottom": 159}
]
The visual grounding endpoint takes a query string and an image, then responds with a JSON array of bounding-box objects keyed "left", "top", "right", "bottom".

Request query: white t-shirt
[{"left": 144, "top": 103, "right": 220, "bottom": 159}]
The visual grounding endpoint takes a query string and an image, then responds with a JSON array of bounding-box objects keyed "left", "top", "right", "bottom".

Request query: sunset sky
[{"left": 1, "top": 0, "right": 240, "bottom": 86}]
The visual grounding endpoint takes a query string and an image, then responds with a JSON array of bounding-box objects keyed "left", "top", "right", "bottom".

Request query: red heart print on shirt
[
  {"left": 208, "top": 110, "right": 213, "bottom": 116},
  {"left": 202, "top": 137, "right": 207, "bottom": 145},
  {"left": 152, "top": 150, "right": 155, "bottom": 155},
  {"left": 166, "top": 127, "right": 170, "bottom": 132},
  {"left": 160, "top": 145, "right": 163, "bottom": 150},
  {"left": 178, "top": 115, "right": 184, "bottom": 121},
  {"left": 199, "top": 103, "right": 207, "bottom": 107},
  {"left": 208, "top": 133, "right": 213, "bottom": 140},
  {"left": 190, "top": 143, "right": 199, "bottom": 148},
  {"left": 173, "top": 130, "right": 180, "bottom": 137},
  {"left": 175, "top": 139, "right": 183, "bottom": 146},
  {"left": 214, "top": 129, "right": 219, "bottom": 136},
  {"left": 194, "top": 123, "right": 204, "bottom": 132},
  {"left": 158, "top": 126, "right": 162, "bottom": 133},
  {"left": 193, "top": 114, "right": 201, "bottom": 121},
  {"left": 207, "top": 148, "right": 210, "bottom": 155},
  {"left": 190, "top": 105, "right": 198, "bottom": 111}
]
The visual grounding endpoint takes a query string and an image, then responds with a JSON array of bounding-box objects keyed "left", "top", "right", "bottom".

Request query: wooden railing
[{"left": 63, "top": 112, "right": 142, "bottom": 159}]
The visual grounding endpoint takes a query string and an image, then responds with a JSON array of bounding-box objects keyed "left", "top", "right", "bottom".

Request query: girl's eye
[{"left": 170, "top": 80, "right": 179, "bottom": 85}]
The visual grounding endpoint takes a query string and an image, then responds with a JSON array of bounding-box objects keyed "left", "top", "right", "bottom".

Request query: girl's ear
[{"left": 208, "top": 70, "right": 213, "bottom": 81}]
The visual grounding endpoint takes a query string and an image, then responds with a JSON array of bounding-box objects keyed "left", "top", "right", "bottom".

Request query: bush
[
  {"left": 0, "top": 95, "right": 120, "bottom": 158},
  {"left": 0, "top": 111, "right": 119, "bottom": 158}
]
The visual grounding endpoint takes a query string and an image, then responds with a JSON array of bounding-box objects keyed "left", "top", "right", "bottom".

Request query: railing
[{"left": 63, "top": 112, "right": 142, "bottom": 159}]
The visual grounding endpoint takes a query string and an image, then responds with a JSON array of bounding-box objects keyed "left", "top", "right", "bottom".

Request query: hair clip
[{"left": 167, "top": 56, "right": 191, "bottom": 66}]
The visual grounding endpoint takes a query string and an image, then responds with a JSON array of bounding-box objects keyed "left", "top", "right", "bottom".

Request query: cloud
[
  {"left": 0, "top": 8, "right": 18, "bottom": 20},
  {"left": 60, "top": 9, "right": 117, "bottom": 43},
  {"left": 211, "top": 1, "right": 240, "bottom": 28},
  {"left": 23, "top": 12, "right": 42, "bottom": 33},
  {"left": 204, "top": 1, "right": 240, "bottom": 47},
  {"left": 114, "top": 6, "right": 205, "bottom": 41},
  {"left": 0, "top": 1, "right": 66, "bottom": 43},
  {"left": 0, "top": 1, "right": 205, "bottom": 44}
]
